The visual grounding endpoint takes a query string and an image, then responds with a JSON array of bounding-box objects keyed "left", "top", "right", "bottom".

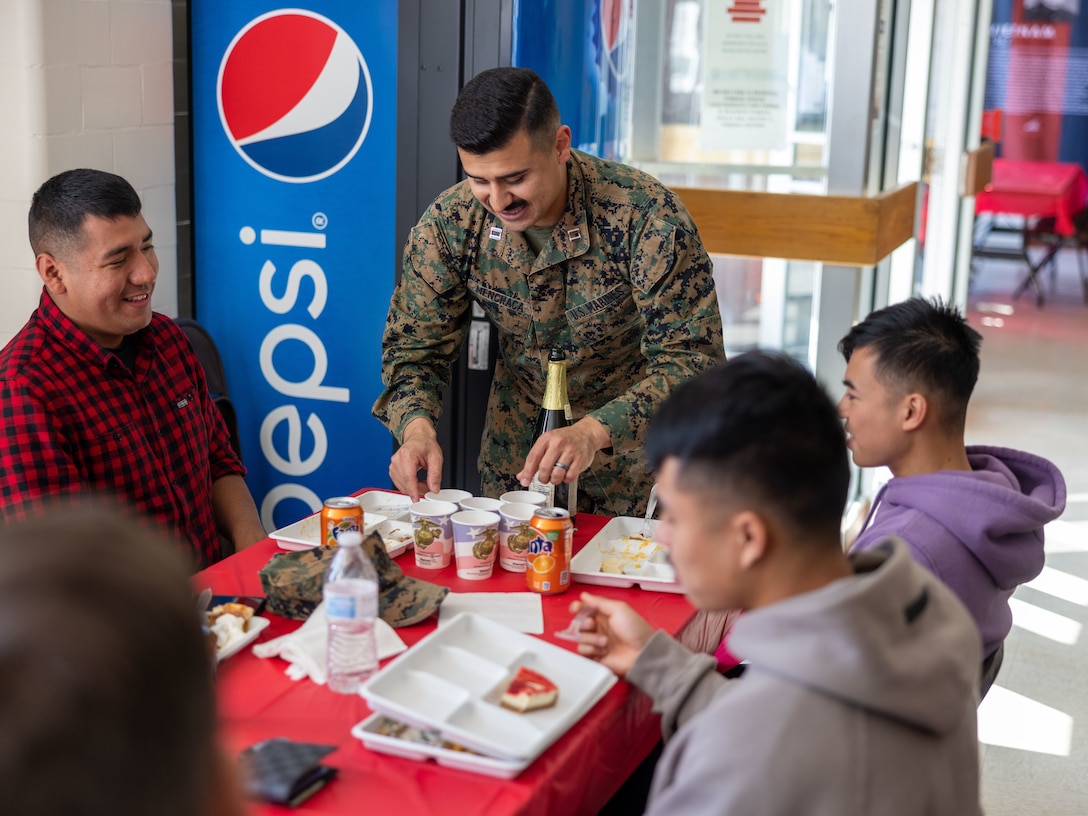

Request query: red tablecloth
[
  {"left": 975, "top": 158, "right": 1088, "bottom": 235},
  {"left": 197, "top": 501, "right": 697, "bottom": 816}
]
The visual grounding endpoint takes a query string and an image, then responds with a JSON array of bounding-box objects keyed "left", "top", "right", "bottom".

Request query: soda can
[
  {"left": 526, "top": 508, "right": 573, "bottom": 595},
  {"left": 321, "top": 497, "right": 363, "bottom": 547}
]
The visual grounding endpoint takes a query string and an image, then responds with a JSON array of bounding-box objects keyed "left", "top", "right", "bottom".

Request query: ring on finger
[{"left": 554, "top": 462, "right": 570, "bottom": 470}]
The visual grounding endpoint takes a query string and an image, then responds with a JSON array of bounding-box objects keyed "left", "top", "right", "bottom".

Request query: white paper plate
[
  {"left": 359, "top": 491, "right": 412, "bottom": 521},
  {"left": 270, "top": 512, "right": 387, "bottom": 551},
  {"left": 570, "top": 517, "right": 684, "bottom": 594},
  {"left": 351, "top": 714, "right": 530, "bottom": 779},
  {"left": 216, "top": 616, "right": 270, "bottom": 662},
  {"left": 361, "top": 612, "right": 617, "bottom": 762}
]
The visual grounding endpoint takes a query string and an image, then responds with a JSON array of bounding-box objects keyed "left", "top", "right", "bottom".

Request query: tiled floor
[{"left": 967, "top": 248, "right": 1088, "bottom": 815}]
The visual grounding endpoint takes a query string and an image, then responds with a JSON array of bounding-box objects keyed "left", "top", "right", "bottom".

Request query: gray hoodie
[{"left": 628, "top": 540, "right": 981, "bottom": 816}]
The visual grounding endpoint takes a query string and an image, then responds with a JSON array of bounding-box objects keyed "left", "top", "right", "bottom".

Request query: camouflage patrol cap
[
  {"left": 259, "top": 545, "right": 329, "bottom": 621},
  {"left": 362, "top": 529, "right": 450, "bottom": 627},
  {"left": 259, "top": 532, "right": 448, "bottom": 627}
]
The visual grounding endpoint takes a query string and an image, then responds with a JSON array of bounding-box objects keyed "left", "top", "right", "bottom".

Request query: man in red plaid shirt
[{"left": 0, "top": 169, "right": 266, "bottom": 569}]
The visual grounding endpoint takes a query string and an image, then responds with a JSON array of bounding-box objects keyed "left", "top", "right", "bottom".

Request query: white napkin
[
  {"left": 437, "top": 592, "right": 544, "bottom": 635},
  {"left": 252, "top": 601, "right": 407, "bottom": 684}
]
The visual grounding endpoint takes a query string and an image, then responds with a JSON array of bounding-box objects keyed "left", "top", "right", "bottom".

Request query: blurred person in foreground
[
  {"left": 575, "top": 351, "right": 982, "bottom": 815},
  {"left": 373, "top": 67, "right": 723, "bottom": 515},
  {"left": 0, "top": 168, "right": 265, "bottom": 569},
  {"left": 0, "top": 504, "right": 243, "bottom": 816},
  {"left": 839, "top": 297, "right": 1065, "bottom": 693}
]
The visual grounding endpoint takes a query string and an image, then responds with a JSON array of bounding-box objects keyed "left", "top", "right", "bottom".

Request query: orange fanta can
[
  {"left": 526, "top": 508, "right": 573, "bottom": 594},
  {"left": 321, "top": 497, "right": 363, "bottom": 547}
]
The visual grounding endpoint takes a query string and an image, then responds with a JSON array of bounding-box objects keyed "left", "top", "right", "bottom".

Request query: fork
[
  {"left": 195, "top": 587, "right": 212, "bottom": 620},
  {"left": 641, "top": 485, "right": 658, "bottom": 538}
]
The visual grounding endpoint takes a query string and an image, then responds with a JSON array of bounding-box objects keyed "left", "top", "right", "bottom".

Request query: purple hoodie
[{"left": 852, "top": 445, "right": 1066, "bottom": 658}]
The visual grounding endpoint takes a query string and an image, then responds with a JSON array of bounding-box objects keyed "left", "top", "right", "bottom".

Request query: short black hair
[
  {"left": 646, "top": 351, "right": 850, "bottom": 538},
  {"left": 0, "top": 504, "right": 217, "bottom": 816},
  {"left": 29, "top": 168, "right": 142, "bottom": 257},
  {"left": 838, "top": 297, "right": 982, "bottom": 432},
  {"left": 449, "top": 67, "right": 560, "bottom": 154}
]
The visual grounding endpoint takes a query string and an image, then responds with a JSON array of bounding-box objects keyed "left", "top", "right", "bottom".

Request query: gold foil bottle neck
[{"left": 541, "top": 351, "right": 568, "bottom": 412}]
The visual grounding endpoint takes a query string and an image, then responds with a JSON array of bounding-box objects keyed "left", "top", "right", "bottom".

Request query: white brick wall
[{"left": 0, "top": 0, "right": 178, "bottom": 348}]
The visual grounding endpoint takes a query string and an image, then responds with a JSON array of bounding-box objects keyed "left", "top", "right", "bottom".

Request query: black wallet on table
[{"left": 239, "top": 737, "right": 338, "bottom": 807}]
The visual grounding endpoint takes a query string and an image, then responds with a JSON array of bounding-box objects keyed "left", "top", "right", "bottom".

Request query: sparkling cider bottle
[{"left": 528, "top": 348, "right": 578, "bottom": 520}]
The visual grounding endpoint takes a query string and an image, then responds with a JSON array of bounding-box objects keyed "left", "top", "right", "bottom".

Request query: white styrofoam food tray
[
  {"left": 216, "top": 616, "right": 270, "bottom": 662},
  {"left": 359, "top": 490, "right": 412, "bottom": 521},
  {"left": 351, "top": 714, "right": 530, "bottom": 779},
  {"left": 360, "top": 612, "right": 617, "bottom": 763},
  {"left": 270, "top": 512, "right": 388, "bottom": 552},
  {"left": 570, "top": 516, "right": 683, "bottom": 594},
  {"left": 374, "top": 519, "right": 415, "bottom": 559}
]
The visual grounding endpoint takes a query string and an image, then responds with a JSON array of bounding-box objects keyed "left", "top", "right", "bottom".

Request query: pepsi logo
[{"left": 217, "top": 10, "right": 373, "bottom": 183}]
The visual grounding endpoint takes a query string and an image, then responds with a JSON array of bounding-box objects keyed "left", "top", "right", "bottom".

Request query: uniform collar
[
  {"left": 482, "top": 152, "right": 592, "bottom": 272},
  {"left": 546, "top": 152, "right": 592, "bottom": 262}
]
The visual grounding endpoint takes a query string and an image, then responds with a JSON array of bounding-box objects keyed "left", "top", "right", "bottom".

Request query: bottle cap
[{"left": 338, "top": 531, "right": 363, "bottom": 547}]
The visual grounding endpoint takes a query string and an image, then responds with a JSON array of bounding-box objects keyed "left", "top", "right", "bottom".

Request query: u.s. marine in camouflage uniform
[{"left": 373, "top": 68, "right": 724, "bottom": 517}]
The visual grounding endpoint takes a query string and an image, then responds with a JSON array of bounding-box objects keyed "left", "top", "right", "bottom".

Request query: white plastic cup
[
  {"left": 459, "top": 496, "right": 504, "bottom": 513},
  {"left": 451, "top": 509, "right": 501, "bottom": 580},
  {"left": 498, "top": 502, "right": 539, "bottom": 572},
  {"left": 500, "top": 490, "right": 547, "bottom": 508},
  {"left": 409, "top": 500, "right": 458, "bottom": 569},
  {"left": 425, "top": 488, "right": 473, "bottom": 504}
]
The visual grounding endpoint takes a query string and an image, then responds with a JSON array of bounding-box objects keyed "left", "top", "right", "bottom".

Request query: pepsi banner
[
  {"left": 191, "top": 3, "right": 397, "bottom": 530},
  {"left": 513, "top": 0, "right": 630, "bottom": 159}
]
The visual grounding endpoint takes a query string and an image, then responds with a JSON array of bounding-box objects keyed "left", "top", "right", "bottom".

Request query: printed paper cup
[
  {"left": 459, "top": 496, "right": 504, "bottom": 513},
  {"left": 451, "top": 510, "right": 501, "bottom": 580},
  {"left": 409, "top": 500, "right": 458, "bottom": 569},
  {"left": 498, "top": 502, "right": 538, "bottom": 573},
  {"left": 500, "top": 490, "right": 547, "bottom": 508},
  {"left": 425, "top": 488, "right": 473, "bottom": 504}
]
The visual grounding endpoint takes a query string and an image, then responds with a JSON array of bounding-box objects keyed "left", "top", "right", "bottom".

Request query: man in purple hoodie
[{"left": 839, "top": 297, "right": 1066, "bottom": 694}]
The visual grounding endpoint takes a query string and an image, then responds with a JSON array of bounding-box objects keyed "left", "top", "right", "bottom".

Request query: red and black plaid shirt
[{"left": 0, "top": 292, "right": 246, "bottom": 569}]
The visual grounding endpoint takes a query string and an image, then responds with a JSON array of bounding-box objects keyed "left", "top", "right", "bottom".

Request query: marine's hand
[
  {"left": 517, "top": 416, "right": 610, "bottom": 487},
  {"left": 572, "top": 592, "right": 655, "bottom": 678},
  {"left": 390, "top": 418, "right": 443, "bottom": 502}
]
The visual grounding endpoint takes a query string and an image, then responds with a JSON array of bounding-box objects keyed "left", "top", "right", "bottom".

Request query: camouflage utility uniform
[{"left": 373, "top": 150, "right": 724, "bottom": 516}]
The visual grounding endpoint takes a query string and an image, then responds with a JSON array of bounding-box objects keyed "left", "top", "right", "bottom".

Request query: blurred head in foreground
[
  {"left": 0, "top": 504, "right": 241, "bottom": 816},
  {"left": 645, "top": 351, "right": 850, "bottom": 610}
]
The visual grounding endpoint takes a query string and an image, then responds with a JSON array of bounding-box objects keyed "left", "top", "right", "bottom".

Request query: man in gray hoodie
[
  {"left": 575, "top": 351, "right": 981, "bottom": 815},
  {"left": 839, "top": 297, "right": 1066, "bottom": 693}
]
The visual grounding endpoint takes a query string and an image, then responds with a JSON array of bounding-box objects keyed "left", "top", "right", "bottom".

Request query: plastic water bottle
[{"left": 324, "top": 531, "right": 379, "bottom": 694}]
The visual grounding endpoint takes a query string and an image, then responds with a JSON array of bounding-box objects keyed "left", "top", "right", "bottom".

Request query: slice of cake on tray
[{"left": 500, "top": 667, "right": 558, "bottom": 713}]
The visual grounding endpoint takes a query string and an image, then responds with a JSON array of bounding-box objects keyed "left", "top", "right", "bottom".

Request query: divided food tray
[
  {"left": 351, "top": 714, "right": 530, "bottom": 779},
  {"left": 359, "top": 612, "right": 617, "bottom": 764},
  {"left": 269, "top": 512, "right": 400, "bottom": 553},
  {"left": 570, "top": 516, "right": 684, "bottom": 594}
]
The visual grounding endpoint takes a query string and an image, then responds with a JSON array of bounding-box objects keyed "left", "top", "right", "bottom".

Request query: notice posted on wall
[{"left": 700, "top": 0, "right": 789, "bottom": 151}]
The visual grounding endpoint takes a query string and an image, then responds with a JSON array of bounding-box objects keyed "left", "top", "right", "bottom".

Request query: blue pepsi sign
[
  {"left": 191, "top": 3, "right": 397, "bottom": 530},
  {"left": 217, "top": 10, "right": 373, "bottom": 182}
]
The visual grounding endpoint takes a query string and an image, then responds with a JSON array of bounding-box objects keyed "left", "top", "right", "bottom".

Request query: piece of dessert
[{"left": 500, "top": 666, "right": 558, "bottom": 713}]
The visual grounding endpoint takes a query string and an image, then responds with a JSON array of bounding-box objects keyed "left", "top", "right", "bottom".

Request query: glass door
[
  {"left": 912, "top": 0, "right": 995, "bottom": 306},
  {"left": 513, "top": 0, "right": 991, "bottom": 371},
  {"left": 597, "top": 0, "right": 904, "bottom": 384},
  {"left": 626, "top": 0, "right": 833, "bottom": 362}
]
